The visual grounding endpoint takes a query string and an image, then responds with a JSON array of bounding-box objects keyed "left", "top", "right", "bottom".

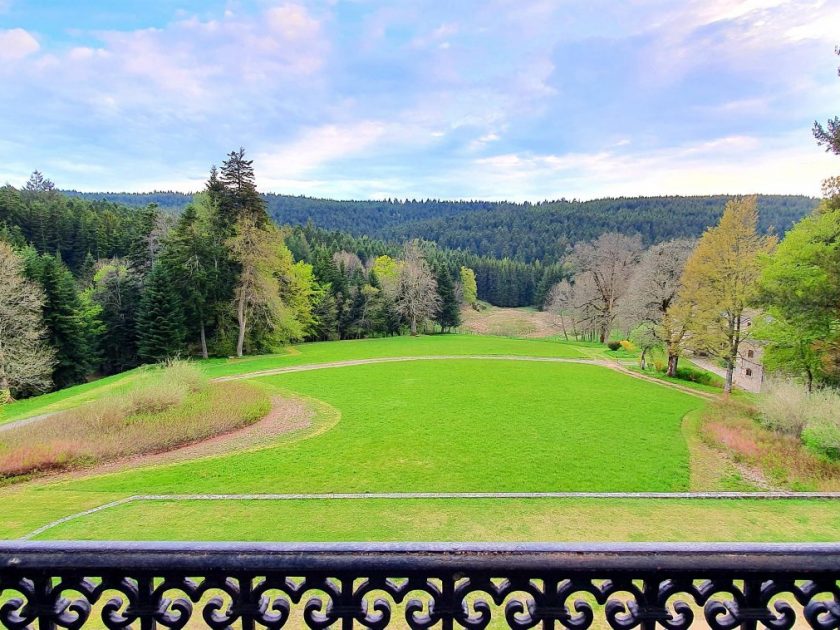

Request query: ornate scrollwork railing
[{"left": 1, "top": 542, "right": 839, "bottom": 629}]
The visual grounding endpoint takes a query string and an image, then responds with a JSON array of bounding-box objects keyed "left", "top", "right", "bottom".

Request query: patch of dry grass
[
  {"left": 699, "top": 398, "right": 840, "bottom": 491},
  {"left": 0, "top": 362, "right": 269, "bottom": 481}
]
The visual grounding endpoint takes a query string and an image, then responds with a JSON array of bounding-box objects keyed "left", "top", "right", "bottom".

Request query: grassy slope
[
  {"left": 0, "top": 335, "right": 581, "bottom": 426},
  {"left": 200, "top": 334, "right": 584, "bottom": 378},
  {"left": 0, "top": 370, "right": 138, "bottom": 426},
  {"left": 3, "top": 334, "right": 836, "bottom": 543},
  {"left": 60, "top": 360, "right": 701, "bottom": 495},
  {"left": 37, "top": 497, "right": 840, "bottom": 542}
]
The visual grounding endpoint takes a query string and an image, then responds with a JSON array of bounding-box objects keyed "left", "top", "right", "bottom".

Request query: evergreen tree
[
  {"left": 136, "top": 263, "right": 186, "bottom": 363},
  {"left": 92, "top": 260, "right": 141, "bottom": 374},
  {"left": 435, "top": 267, "right": 461, "bottom": 332},
  {"left": 219, "top": 148, "right": 267, "bottom": 227},
  {"left": 23, "top": 251, "right": 97, "bottom": 388}
]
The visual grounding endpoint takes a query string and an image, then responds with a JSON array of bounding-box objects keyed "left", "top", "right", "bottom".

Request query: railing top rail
[{"left": 3, "top": 541, "right": 840, "bottom": 574}]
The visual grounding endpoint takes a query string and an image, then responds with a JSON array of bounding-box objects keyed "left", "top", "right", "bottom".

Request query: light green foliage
[
  {"left": 460, "top": 266, "right": 478, "bottom": 306},
  {"left": 756, "top": 207, "right": 840, "bottom": 386},
  {"left": 371, "top": 255, "right": 402, "bottom": 296}
]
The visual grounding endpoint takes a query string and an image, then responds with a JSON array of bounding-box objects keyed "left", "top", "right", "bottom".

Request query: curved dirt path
[
  {"left": 14, "top": 395, "right": 319, "bottom": 488},
  {"left": 74, "top": 396, "right": 313, "bottom": 476},
  {"left": 215, "top": 354, "right": 715, "bottom": 400}
]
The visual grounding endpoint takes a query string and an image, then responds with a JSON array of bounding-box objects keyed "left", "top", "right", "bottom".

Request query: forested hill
[{"left": 65, "top": 191, "right": 816, "bottom": 263}]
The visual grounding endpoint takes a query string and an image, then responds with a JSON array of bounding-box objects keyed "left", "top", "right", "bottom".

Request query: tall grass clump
[
  {"left": 0, "top": 360, "right": 268, "bottom": 481},
  {"left": 759, "top": 379, "right": 840, "bottom": 458}
]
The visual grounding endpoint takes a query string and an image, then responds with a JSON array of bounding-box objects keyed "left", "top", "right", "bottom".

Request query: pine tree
[
  {"left": 219, "top": 148, "right": 267, "bottom": 227},
  {"left": 23, "top": 251, "right": 96, "bottom": 388},
  {"left": 435, "top": 267, "right": 461, "bottom": 332},
  {"left": 92, "top": 260, "right": 141, "bottom": 374},
  {"left": 136, "top": 263, "right": 186, "bottom": 363}
]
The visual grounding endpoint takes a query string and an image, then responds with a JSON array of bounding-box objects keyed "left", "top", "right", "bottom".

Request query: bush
[
  {"left": 0, "top": 360, "right": 261, "bottom": 480},
  {"left": 619, "top": 339, "right": 635, "bottom": 352},
  {"left": 653, "top": 359, "right": 667, "bottom": 373},
  {"left": 606, "top": 340, "right": 622, "bottom": 351},
  {"left": 758, "top": 379, "right": 809, "bottom": 436},
  {"left": 674, "top": 366, "right": 719, "bottom": 387},
  {"left": 759, "top": 379, "right": 840, "bottom": 459}
]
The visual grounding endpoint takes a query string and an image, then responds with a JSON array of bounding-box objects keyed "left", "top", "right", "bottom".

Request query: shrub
[
  {"left": 759, "top": 379, "right": 840, "bottom": 459},
  {"left": 758, "top": 379, "right": 810, "bottom": 436},
  {"left": 619, "top": 339, "right": 636, "bottom": 352},
  {"left": 653, "top": 359, "right": 667, "bottom": 373},
  {"left": 803, "top": 421, "right": 840, "bottom": 460},
  {"left": 606, "top": 340, "right": 622, "bottom": 351},
  {"left": 0, "top": 360, "right": 265, "bottom": 480},
  {"left": 674, "top": 366, "right": 719, "bottom": 387}
]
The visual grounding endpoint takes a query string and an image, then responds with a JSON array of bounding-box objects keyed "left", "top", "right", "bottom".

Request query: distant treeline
[
  {"left": 64, "top": 191, "right": 817, "bottom": 263},
  {"left": 287, "top": 224, "right": 565, "bottom": 308}
]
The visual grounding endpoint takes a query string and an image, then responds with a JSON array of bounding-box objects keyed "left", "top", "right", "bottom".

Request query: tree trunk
[
  {"left": 806, "top": 368, "right": 813, "bottom": 393},
  {"left": 410, "top": 317, "right": 418, "bottom": 336},
  {"left": 236, "top": 295, "right": 247, "bottom": 358},
  {"left": 639, "top": 347, "right": 647, "bottom": 371},
  {"left": 199, "top": 320, "right": 209, "bottom": 360},
  {"left": 0, "top": 370, "right": 12, "bottom": 404},
  {"left": 666, "top": 353, "right": 679, "bottom": 377},
  {"left": 724, "top": 361, "right": 734, "bottom": 394}
]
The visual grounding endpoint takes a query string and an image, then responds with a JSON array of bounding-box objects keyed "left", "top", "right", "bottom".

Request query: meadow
[{"left": 2, "top": 334, "right": 838, "bottom": 542}]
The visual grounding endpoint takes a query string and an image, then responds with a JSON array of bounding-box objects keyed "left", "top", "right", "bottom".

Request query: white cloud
[
  {"left": 0, "top": 28, "right": 39, "bottom": 62},
  {"left": 458, "top": 133, "right": 836, "bottom": 201},
  {"left": 255, "top": 122, "right": 390, "bottom": 181}
]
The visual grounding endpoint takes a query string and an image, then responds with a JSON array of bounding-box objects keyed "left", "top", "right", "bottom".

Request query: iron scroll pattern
[{"left": 1, "top": 543, "right": 839, "bottom": 629}]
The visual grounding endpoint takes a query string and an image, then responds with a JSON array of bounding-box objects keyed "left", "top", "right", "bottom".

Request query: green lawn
[
  {"left": 1, "top": 335, "right": 583, "bottom": 425},
  {"left": 199, "top": 334, "right": 584, "bottom": 378},
  {"left": 4, "top": 334, "right": 836, "bottom": 543},
  {"left": 58, "top": 360, "right": 701, "bottom": 495},
  {"left": 32, "top": 497, "right": 840, "bottom": 542}
]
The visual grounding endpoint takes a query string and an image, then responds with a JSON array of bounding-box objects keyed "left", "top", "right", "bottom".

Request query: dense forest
[{"left": 65, "top": 191, "right": 816, "bottom": 263}]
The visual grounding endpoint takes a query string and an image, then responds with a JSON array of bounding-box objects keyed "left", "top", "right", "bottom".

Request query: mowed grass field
[{"left": 2, "top": 334, "right": 839, "bottom": 542}]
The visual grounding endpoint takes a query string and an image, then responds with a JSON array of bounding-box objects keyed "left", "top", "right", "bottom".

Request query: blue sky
[{"left": 1, "top": 0, "right": 838, "bottom": 200}]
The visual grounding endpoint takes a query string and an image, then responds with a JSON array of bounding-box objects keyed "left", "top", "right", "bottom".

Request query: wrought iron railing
[{"left": 1, "top": 542, "right": 839, "bottom": 629}]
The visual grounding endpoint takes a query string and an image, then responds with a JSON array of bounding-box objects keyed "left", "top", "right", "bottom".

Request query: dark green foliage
[
  {"left": 606, "top": 341, "right": 622, "bottom": 351},
  {"left": 217, "top": 148, "right": 268, "bottom": 227},
  {"left": 136, "top": 263, "right": 186, "bottom": 363},
  {"left": 22, "top": 250, "right": 99, "bottom": 388},
  {"left": 435, "top": 267, "right": 461, "bottom": 332},
  {"left": 1, "top": 184, "right": 144, "bottom": 274},
  {"left": 67, "top": 191, "right": 816, "bottom": 264},
  {"left": 92, "top": 263, "right": 141, "bottom": 374}
]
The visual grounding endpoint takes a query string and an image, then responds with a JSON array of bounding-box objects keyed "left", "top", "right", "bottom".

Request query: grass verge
[
  {"left": 33, "top": 497, "right": 840, "bottom": 542},
  {"left": 699, "top": 398, "right": 840, "bottom": 491},
  {"left": 0, "top": 363, "right": 270, "bottom": 482}
]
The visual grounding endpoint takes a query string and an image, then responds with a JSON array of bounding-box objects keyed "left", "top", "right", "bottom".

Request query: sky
[{"left": 0, "top": 0, "right": 839, "bottom": 200}]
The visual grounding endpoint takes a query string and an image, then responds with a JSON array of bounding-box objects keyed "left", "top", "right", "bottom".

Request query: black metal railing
[{"left": 1, "top": 542, "right": 839, "bottom": 629}]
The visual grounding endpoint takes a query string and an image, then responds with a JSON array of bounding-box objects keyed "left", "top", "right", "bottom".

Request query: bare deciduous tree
[
  {"left": 0, "top": 242, "right": 56, "bottom": 402},
  {"left": 333, "top": 251, "right": 365, "bottom": 277},
  {"left": 621, "top": 239, "right": 695, "bottom": 375},
  {"left": 395, "top": 241, "right": 440, "bottom": 336},
  {"left": 568, "top": 233, "right": 642, "bottom": 342}
]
